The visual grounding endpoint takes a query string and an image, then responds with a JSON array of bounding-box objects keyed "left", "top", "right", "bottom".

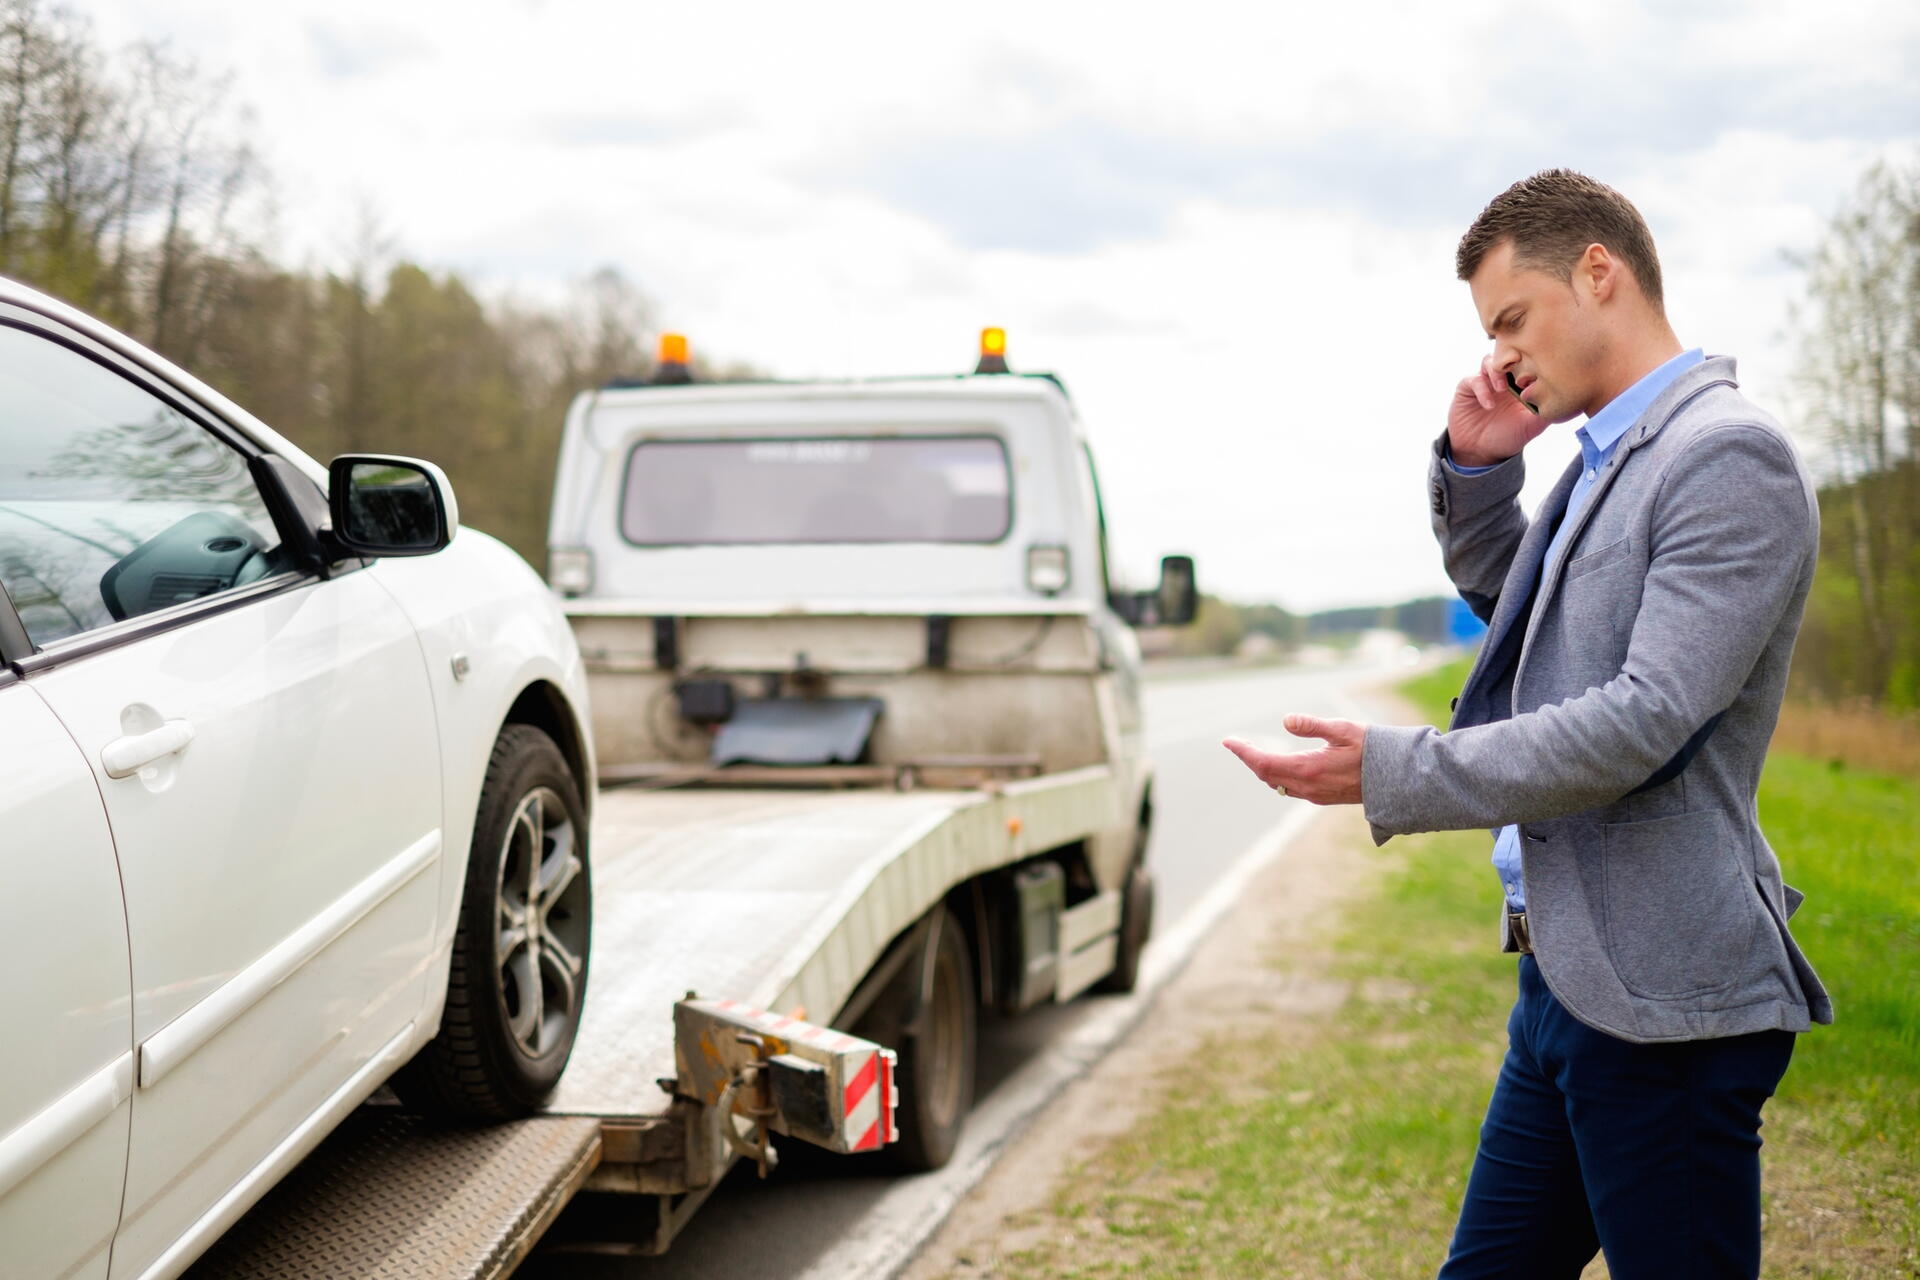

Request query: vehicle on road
[
  {"left": 0, "top": 276, "right": 597, "bottom": 1280},
  {"left": 527, "top": 328, "right": 1198, "bottom": 1251},
  {"left": 121, "top": 327, "right": 1198, "bottom": 1277}
]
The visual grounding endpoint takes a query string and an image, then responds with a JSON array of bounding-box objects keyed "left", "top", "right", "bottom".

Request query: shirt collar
[{"left": 1576, "top": 348, "right": 1704, "bottom": 463}]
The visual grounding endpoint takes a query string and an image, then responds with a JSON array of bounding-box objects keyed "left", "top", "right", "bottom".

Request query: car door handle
[{"left": 102, "top": 719, "right": 195, "bottom": 779}]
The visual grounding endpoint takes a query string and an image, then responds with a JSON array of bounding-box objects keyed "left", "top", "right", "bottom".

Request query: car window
[
  {"left": 619, "top": 435, "right": 1013, "bottom": 545},
  {"left": 0, "top": 326, "right": 285, "bottom": 647}
]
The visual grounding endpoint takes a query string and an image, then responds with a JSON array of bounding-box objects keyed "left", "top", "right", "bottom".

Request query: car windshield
[{"left": 619, "top": 435, "right": 1012, "bottom": 545}]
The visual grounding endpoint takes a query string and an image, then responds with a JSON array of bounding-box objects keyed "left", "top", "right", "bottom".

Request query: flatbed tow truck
[{"left": 185, "top": 332, "right": 1196, "bottom": 1278}]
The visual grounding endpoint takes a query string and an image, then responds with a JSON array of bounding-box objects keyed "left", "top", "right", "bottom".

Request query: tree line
[
  {"left": 0, "top": 0, "right": 735, "bottom": 567},
  {"left": 1155, "top": 595, "right": 1461, "bottom": 659}
]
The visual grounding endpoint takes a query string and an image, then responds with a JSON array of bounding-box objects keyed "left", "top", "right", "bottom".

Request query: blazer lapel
[
  {"left": 1492, "top": 460, "right": 1580, "bottom": 644},
  {"left": 1454, "top": 457, "right": 1582, "bottom": 724}
]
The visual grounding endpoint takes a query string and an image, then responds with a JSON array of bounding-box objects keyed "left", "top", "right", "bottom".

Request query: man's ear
[{"left": 1582, "top": 243, "right": 1617, "bottom": 303}]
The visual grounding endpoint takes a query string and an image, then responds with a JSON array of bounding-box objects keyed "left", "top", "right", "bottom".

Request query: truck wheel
[
  {"left": 856, "top": 907, "right": 976, "bottom": 1171},
  {"left": 393, "top": 724, "right": 592, "bottom": 1120},
  {"left": 1095, "top": 837, "right": 1155, "bottom": 995}
]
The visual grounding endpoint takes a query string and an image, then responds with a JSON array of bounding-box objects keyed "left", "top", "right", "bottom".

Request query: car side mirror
[
  {"left": 1111, "top": 554, "right": 1199, "bottom": 627},
  {"left": 327, "top": 455, "right": 459, "bottom": 557}
]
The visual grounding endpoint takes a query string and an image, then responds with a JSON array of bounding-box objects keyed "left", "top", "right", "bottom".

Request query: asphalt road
[{"left": 523, "top": 655, "right": 1405, "bottom": 1279}]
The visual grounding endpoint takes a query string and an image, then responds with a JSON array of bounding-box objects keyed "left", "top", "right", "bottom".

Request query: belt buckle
[{"left": 1508, "top": 911, "right": 1533, "bottom": 955}]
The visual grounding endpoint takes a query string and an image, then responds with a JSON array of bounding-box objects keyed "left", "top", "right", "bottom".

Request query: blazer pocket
[
  {"left": 1564, "top": 536, "right": 1632, "bottom": 581},
  {"left": 1601, "top": 809, "right": 1756, "bottom": 998}
]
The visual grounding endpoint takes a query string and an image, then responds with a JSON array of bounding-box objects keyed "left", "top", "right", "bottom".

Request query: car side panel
[
  {"left": 30, "top": 572, "right": 442, "bottom": 1280},
  {"left": 365, "top": 528, "right": 594, "bottom": 961},
  {"left": 0, "top": 684, "right": 133, "bottom": 1280}
]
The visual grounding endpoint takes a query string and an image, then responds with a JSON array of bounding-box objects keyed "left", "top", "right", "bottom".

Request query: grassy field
[{"left": 981, "top": 659, "right": 1918, "bottom": 1278}]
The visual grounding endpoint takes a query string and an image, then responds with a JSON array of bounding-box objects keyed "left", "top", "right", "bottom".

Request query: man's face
[{"left": 1468, "top": 239, "right": 1606, "bottom": 424}]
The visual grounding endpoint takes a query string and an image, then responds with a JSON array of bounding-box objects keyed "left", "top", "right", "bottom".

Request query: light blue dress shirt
[{"left": 1449, "top": 348, "right": 1704, "bottom": 910}]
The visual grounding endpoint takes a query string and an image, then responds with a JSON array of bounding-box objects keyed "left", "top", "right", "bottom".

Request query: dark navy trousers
[{"left": 1439, "top": 956, "right": 1795, "bottom": 1279}]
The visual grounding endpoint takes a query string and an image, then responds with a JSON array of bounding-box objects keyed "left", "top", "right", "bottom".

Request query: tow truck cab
[{"left": 545, "top": 338, "right": 1195, "bottom": 897}]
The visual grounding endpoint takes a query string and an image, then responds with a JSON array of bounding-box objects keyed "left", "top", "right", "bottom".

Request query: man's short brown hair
[{"left": 1456, "top": 169, "right": 1665, "bottom": 309}]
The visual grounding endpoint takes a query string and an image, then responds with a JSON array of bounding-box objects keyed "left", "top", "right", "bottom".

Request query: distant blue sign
[{"left": 1447, "top": 597, "right": 1488, "bottom": 644}]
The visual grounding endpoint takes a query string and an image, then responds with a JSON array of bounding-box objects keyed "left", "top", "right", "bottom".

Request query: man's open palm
[{"left": 1222, "top": 714, "right": 1367, "bottom": 806}]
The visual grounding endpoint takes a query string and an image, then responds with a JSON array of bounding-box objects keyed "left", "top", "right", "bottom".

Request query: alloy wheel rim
[{"left": 495, "top": 786, "right": 587, "bottom": 1058}]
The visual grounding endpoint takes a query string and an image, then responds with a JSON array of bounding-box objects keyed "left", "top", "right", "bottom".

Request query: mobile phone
[{"left": 1506, "top": 371, "right": 1541, "bottom": 416}]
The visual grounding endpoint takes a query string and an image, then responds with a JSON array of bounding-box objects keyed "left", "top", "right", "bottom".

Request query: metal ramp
[
  {"left": 543, "top": 785, "right": 981, "bottom": 1120},
  {"left": 183, "top": 1111, "right": 600, "bottom": 1280}
]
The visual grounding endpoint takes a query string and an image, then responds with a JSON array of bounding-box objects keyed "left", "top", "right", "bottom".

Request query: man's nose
[{"left": 1491, "top": 342, "right": 1522, "bottom": 375}]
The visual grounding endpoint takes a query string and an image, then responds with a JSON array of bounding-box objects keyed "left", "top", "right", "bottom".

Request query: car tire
[
  {"left": 393, "top": 724, "right": 592, "bottom": 1120},
  {"left": 853, "top": 906, "right": 976, "bottom": 1172},
  {"left": 1095, "top": 828, "right": 1155, "bottom": 995}
]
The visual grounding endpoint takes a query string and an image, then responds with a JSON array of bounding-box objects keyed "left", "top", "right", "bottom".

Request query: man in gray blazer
[{"left": 1225, "top": 170, "right": 1829, "bottom": 1279}]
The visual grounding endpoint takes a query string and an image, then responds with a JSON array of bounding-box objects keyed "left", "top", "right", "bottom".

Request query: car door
[
  {"left": 0, "top": 317, "right": 444, "bottom": 1279},
  {"left": 0, "top": 672, "right": 135, "bottom": 1280}
]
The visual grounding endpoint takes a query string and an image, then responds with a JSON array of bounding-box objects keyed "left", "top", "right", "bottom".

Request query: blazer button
[{"left": 1523, "top": 827, "right": 1547, "bottom": 842}]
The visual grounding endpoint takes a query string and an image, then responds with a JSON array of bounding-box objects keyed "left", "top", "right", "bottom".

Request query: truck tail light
[
  {"left": 1026, "top": 544, "right": 1070, "bottom": 595},
  {"left": 548, "top": 547, "right": 593, "bottom": 596}
]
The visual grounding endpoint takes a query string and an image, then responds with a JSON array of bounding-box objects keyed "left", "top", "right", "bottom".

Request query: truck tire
[
  {"left": 393, "top": 724, "right": 592, "bottom": 1120},
  {"left": 855, "top": 906, "right": 976, "bottom": 1171},
  {"left": 1095, "top": 832, "right": 1155, "bottom": 995}
]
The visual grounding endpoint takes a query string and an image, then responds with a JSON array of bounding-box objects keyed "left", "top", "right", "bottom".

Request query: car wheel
[
  {"left": 853, "top": 906, "right": 976, "bottom": 1171},
  {"left": 1095, "top": 829, "right": 1155, "bottom": 995},
  {"left": 393, "top": 724, "right": 592, "bottom": 1119}
]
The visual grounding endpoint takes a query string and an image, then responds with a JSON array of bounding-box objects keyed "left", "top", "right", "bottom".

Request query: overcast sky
[{"left": 87, "top": 0, "right": 1920, "bottom": 611}]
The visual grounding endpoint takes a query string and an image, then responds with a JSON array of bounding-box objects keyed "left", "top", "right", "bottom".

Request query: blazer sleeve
[
  {"left": 1362, "top": 424, "right": 1814, "bottom": 841},
  {"left": 1428, "top": 433, "right": 1528, "bottom": 623}
]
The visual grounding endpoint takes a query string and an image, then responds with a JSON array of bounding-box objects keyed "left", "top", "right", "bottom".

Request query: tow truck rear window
[{"left": 619, "top": 435, "right": 1012, "bottom": 545}]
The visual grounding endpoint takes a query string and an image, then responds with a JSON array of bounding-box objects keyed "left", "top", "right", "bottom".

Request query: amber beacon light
[
  {"left": 655, "top": 332, "right": 692, "bottom": 384},
  {"left": 974, "top": 326, "right": 1010, "bottom": 374}
]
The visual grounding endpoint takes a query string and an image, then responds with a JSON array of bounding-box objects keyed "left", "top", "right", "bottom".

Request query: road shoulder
[{"left": 901, "top": 803, "right": 1386, "bottom": 1278}]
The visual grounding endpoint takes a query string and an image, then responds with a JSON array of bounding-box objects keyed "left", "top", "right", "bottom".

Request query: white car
[{"left": 0, "top": 277, "right": 597, "bottom": 1280}]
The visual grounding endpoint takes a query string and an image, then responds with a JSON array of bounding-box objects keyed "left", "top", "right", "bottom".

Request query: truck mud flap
[{"left": 1055, "top": 889, "right": 1123, "bottom": 1001}]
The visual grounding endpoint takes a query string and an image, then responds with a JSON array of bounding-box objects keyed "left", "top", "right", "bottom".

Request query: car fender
[{"left": 364, "top": 530, "right": 595, "bottom": 959}]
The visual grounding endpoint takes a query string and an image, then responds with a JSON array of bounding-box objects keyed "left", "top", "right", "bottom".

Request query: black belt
[{"left": 1508, "top": 911, "right": 1533, "bottom": 955}]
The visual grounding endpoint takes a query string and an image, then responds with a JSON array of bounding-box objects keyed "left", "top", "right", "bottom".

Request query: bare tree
[
  {"left": 0, "top": 2, "right": 750, "bottom": 577},
  {"left": 1791, "top": 157, "right": 1920, "bottom": 705}
]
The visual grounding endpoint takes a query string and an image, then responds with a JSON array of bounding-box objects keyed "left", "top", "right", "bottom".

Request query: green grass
[
  {"left": 1398, "top": 656, "right": 1474, "bottom": 726},
  {"left": 1751, "top": 750, "right": 1920, "bottom": 1272},
  {"left": 1759, "top": 753, "right": 1920, "bottom": 1122},
  {"left": 976, "top": 657, "right": 1919, "bottom": 1278}
]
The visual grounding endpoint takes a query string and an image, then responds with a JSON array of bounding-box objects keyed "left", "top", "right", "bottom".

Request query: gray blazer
[{"left": 1362, "top": 356, "right": 1832, "bottom": 1043}]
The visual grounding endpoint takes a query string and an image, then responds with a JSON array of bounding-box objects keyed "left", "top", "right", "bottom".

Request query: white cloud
[{"left": 83, "top": 0, "right": 1920, "bottom": 609}]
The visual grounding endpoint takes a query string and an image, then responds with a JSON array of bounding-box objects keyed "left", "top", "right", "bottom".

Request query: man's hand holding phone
[{"left": 1448, "top": 355, "right": 1548, "bottom": 468}]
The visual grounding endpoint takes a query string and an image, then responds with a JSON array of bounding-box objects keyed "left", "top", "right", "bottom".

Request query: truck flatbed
[
  {"left": 183, "top": 764, "right": 1121, "bottom": 1276},
  {"left": 554, "top": 766, "right": 1114, "bottom": 1119}
]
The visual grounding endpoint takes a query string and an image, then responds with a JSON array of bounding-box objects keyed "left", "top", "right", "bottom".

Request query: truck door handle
[{"left": 102, "top": 719, "right": 195, "bottom": 779}]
